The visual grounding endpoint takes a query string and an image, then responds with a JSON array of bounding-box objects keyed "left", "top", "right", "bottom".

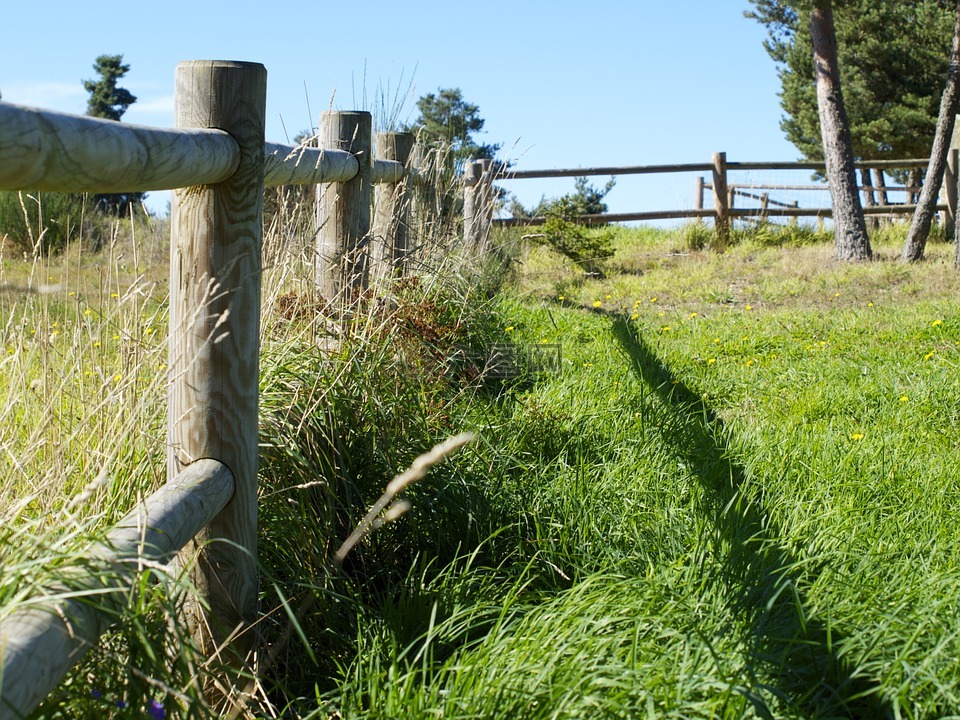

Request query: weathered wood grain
[
  {"left": 462, "top": 161, "right": 483, "bottom": 244},
  {"left": 372, "top": 158, "right": 406, "bottom": 184},
  {"left": 262, "top": 142, "right": 402, "bottom": 187},
  {"left": 263, "top": 142, "right": 357, "bottom": 186},
  {"left": 371, "top": 132, "right": 415, "bottom": 281},
  {"left": 712, "top": 152, "right": 729, "bottom": 249},
  {"left": 0, "top": 460, "right": 234, "bottom": 720},
  {"left": 475, "top": 159, "right": 495, "bottom": 250},
  {"left": 167, "top": 60, "right": 265, "bottom": 662},
  {"left": 316, "top": 111, "right": 372, "bottom": 300},
  {"left": 0, "top": 102, "right": 239, "bottom": 192}
]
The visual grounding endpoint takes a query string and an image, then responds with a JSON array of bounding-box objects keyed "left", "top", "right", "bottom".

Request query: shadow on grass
[{"left": 610, "top": 315, "right": 891, "bottom": 719}]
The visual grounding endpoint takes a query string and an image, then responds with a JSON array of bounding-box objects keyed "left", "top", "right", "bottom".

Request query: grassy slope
[
  {"left": 316, "top": 228, "right": 960, "bottom": 719},
  {"left": 4, "top": 221, "right": 960, "bottom": 718}
]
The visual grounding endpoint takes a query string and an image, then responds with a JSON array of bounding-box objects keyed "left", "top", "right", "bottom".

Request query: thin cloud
[
  {"left": 123, "top": 94, "right": 174, "bottom": 122},
  {"left": 2, "top": 81, "right": 86, "bottom": 112}
]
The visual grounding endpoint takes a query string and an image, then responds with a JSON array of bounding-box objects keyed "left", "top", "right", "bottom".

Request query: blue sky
[{"left": 3, "top": 1, "right": 801, "bottom": 218}]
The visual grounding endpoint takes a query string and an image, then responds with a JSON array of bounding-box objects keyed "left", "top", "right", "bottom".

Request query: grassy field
[{"left": 4, "top": 218, "right": 960, "bottom": 718}]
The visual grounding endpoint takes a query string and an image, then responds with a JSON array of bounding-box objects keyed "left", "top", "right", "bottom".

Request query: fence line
[
  {"left": 0, "top": 60, "right": 418, "bottom": 720},
  {"left": 488, "top": 151, "right": 958, "bottom": 240}
]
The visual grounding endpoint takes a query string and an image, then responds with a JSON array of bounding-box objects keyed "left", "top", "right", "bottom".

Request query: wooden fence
[
  {"left": 0, "top": 60, "right": 418, "bottom": 719},
  {"left": 489, "top": 151, "right": 959, "bottom": 242}
]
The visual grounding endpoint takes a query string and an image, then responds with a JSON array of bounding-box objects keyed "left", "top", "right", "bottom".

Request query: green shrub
[
  {"left": 0, "top": 190, "right": 90, "bottom": 254},
  {"left": 536, "top": 211, "right": 615, "bottom": 275},
  {"left": 518, "top": 178, "right": 618, "bottom": 274}
]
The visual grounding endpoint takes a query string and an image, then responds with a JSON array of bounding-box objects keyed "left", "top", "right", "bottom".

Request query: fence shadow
[{"left": 610, "top": 315, "right": 891, "bottom": 719}]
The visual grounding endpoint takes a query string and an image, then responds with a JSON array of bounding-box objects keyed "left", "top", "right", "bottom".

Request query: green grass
[
  {"left": 293, "top": 225, "right": 960, "bottom": 719},
  {"left": 5, "top": 217, "right": 960, "bottom": 718}
]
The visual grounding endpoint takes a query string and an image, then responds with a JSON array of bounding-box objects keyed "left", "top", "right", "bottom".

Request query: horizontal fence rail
[
  {"left": 264, "top": 143, "right": 408, "bottom": 186},
  {"left": 0, "top": 460, "right": 234, "bottom": 720},
  {"left": 0, "top": 105, "right": 413, "bottom": 193},
  {"left": 498, "top": 162, "right": 714, "bottom": 180},
  {"left": 489, "top": 152, "right": 955, "bottom": 238},
  {"left": 0, "top": 103, "right": 240, "bottom": 192}
]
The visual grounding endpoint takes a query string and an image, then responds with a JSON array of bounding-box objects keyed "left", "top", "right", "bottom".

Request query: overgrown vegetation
[{"left": 4, "top": 212, "right": 960, "bottom": 718}]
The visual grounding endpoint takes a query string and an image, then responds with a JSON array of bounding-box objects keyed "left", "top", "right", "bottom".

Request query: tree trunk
[
  {"left": 810, "top": 0, "right": 872, "bottom": 261},
  {"left": 902, "top": 2, "right": 960, "bottom": 262}
]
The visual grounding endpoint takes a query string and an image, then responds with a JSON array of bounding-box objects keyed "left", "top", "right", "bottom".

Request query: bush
[
  {"left": 536, "top": 211, "right": 615, "bottom": 275},
  {"left": 513, "top": 177, "right": 617, "bottom": 275},
  {"left": 0, "top": 191, "right": 90, "bottom": 254}
]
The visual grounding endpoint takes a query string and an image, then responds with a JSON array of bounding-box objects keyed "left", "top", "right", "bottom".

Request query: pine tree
[
  {"left": 410, "top": 88, "right": 499, "bottom": 163},
  {"left": 83, "top": 54, "right": 143, "bottom": 215},
  {"left": 83, "top": 55, "right": 137, "bottom": 121},
  {"left": 747, "top": 1, "right": 955, "bottom": 164}
]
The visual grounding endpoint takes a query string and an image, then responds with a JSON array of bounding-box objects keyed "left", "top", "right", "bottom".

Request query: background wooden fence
[
  {"left": 490, "top": 151, "right": 959, "bottom": 241},
  {"left": 0, "top": 59, "right": 418, "bottom": 719}
]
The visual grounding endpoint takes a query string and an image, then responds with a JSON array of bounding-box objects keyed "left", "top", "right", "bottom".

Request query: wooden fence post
[
  {"left": 371, "top": 131, "right": 415, "bottom": 281},
  {"left": 712, "top": 151, "right": 729, "bottom": 249},
  {"left": 860, "top": 167, "right": 878, "bottom": 229},
  {"left": 476, "top": 159, "right": 495, "bottom": 250},
  {"left": 694, "top": 176, "right": 705, "bottom": 218},
  {"left": 317, "top": 111, "right": 372, "bottom": 301},
  {"left": 463, "top": 159, "right": 494, "bottom": 247},
  {"left": 168, "top": 60, "right": 266, "bottom": 665},
  {"left": 943, "top": 148, "right": 958, "bottom": 238},
  {"left": 463, "top": 160, "right": 482, "bottom": 244}
]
